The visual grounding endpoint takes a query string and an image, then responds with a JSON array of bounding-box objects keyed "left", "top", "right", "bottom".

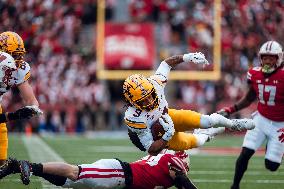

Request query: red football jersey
[
  {"left": 129, "top": 153, "right": 186, "bottom": 189},
  {"left": 247, "top": 66, "right": 284, "bottom": 121}
]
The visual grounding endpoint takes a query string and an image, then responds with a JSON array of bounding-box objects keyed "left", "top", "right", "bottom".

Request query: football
[{"left": 151, "top": 119, "right": 165, "bottom": 141}]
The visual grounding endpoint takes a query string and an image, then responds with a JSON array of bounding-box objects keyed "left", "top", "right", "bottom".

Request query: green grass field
[{"left": 0, "top": 134, "right": 283, "bottom": 189}]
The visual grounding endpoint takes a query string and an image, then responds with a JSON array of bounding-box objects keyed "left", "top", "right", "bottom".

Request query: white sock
[
  {"left": 193, "top": 133, "right": 209, "bottom": 147},
  {"left": 200, "top": 114, "right": 232, "bottom": 128}
]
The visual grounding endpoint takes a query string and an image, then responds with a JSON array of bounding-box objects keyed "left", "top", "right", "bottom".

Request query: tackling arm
[
  {"left": 234, "top": 84, "right": 257, "bottom": 111},
  {"left": 43, "top": 162, "right": 79, "bottom": 181},
  {"left": 217, "top": 84, "right": 256, "bottom": 117}
]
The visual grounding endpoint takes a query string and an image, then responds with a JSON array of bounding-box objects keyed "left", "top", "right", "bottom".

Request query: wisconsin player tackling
[
  {"left": 0, "top": 150, "right": 197, "bottom": 189},
  {"left": 123, "top": 52, "right": 255, "bottom": 155}
]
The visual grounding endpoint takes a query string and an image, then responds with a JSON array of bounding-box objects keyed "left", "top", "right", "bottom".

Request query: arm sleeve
[{"left": 151, "top": 61, "right": 172, "bottom": 87}]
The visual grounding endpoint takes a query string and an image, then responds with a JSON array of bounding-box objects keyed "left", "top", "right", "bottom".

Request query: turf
[{"left": 0, "top": 134, "right": 283, "bottom": 189}]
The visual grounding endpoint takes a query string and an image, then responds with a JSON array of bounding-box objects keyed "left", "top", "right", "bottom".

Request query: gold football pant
[
  {"left": 0, "top": 106, "right": 7, "bottom": 160},
  {"left": 167, "top": 109, "right": 201, "bottom": 151}
]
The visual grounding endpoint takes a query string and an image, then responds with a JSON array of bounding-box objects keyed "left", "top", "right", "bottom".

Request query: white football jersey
[
  {"left": 0, "top": 61, "right": 31, "bottom": 102},
  {"left": 124, "top": 62, "right": 172, "bottom": 150}
]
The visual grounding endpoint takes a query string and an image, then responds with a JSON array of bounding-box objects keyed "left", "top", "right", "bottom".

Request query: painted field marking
[
  {"left": 193, "top": 179, "right": 284, "bottom": 184},
  {"left": 190, "top": 170, "right": 284, "bottom": 176},
  {"left": 22, "top": 135, "right": 65, "bottom": 189}
]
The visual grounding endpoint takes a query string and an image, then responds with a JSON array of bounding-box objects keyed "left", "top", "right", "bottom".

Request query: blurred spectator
[{"left": 0, "top": 0, "right": 283, "bottom": 132}]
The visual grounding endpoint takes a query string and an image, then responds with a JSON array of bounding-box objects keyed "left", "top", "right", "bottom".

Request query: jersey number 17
[{"left": 258, "top": 84, "right": 276, "bottom": 106}]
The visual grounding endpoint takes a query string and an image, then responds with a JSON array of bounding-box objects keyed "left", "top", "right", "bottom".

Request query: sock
[
  {"left": 193, "top": 133, "right": 209, "bottom": 146},
  {"left": 200, "top": 114, "right": 232, "bottom": 128},
  {"left": 232, "top": 147, "right": 254, "bottom": 188},
  {"left": 30, "top": 163, "right": 43, "bottom": 176},
  {"left": 30, "top": 163, "right": 67, "bottom": 186}
]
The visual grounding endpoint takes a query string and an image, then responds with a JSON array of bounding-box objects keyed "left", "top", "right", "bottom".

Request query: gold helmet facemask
[
  {"left": 0, "top": 31, "right": 26, "bottom": 67},
  {"left": 123, "top": 74, "right": 159, "bottom": 111}
]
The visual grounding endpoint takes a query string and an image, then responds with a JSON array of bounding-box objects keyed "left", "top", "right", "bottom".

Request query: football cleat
[
  {"left": 0, "top": 158, "right": 20, "bottom": 179},
  {"left": 19, "top": 160, "right": 31, "bottom": 185},
  {"left": 194, "top": 127, "right": 225, "bottom": 141},
  {"left": 231, "top": 119, "right": 255, "bottom": 131}
]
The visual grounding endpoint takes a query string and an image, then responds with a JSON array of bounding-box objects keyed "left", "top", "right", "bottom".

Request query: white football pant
[
  {"left": 63, "top": 159, "right": 126, "bottom": 189},
  {"left": 243, "top": 112, "right": 284, "bottom": 163}
]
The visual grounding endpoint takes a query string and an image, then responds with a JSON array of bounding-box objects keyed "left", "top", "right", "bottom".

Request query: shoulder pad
[
  {"left": 0, "top": 52, "right": 16, "bottom": 69},
  {"left": 16, "top": 61, "right": 31, "bottom": 84}
]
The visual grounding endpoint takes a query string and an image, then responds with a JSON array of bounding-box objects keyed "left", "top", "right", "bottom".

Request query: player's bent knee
[
  {"left": 265, "top": 159, "right": 280, "bottom": 172},
  {"left": 240, "top": 147, "right": 255, "bottom": 158}
]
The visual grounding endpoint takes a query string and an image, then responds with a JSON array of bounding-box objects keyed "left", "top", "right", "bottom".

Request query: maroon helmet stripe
[
  {"left": 269, "top": 41, "right": 273, "bottom": 51},
  {"left": 266, "top": 42, "right": 269, "bottom": 51}
]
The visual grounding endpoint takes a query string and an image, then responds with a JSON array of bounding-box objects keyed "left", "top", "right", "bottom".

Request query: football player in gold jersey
[
  {"left": 0, "top": 31, "right": 42, "bottom": 166},
  {"left": 123, "top": 53, "right": 255, "bottom": 155}
]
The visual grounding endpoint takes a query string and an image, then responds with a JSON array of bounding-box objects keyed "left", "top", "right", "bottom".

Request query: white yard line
[
  {"left": 193, "top": 179, "right": 284, "bottom": 184},
  {"left": 4, "top": 178, "right": 284, "bottom": 184},
  {"left": 22, "top": 135, "right": 64, "bottom": 189},
  {"left": 190, "top": 170, "right": 284, "bottom": 175}
]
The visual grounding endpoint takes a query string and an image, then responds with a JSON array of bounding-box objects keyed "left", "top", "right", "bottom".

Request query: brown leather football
[{"left": 151, "top": 119, "right": 165, "bottom": 141}]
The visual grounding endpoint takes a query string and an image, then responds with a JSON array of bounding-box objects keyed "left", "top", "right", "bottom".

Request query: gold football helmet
[
  {"left": 0, "top": 31, "right": 26, "bottom": 66},
  {"left": 123, "top": 74, "right": 159, "bottom": 111}
]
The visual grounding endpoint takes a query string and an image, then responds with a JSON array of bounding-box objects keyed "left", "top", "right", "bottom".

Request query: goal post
[{"left": 96, "top": 0, "right": 221, "bottom": 80}]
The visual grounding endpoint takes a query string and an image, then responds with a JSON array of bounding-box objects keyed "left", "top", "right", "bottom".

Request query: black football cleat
[
  {"left": 19, "top": 160, "right": 31, "bottom": 185},
  {"left": 0, "top": 158, "right": 20, "bottom": 179}
]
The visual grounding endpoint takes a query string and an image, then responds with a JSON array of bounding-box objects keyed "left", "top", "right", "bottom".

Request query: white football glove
[
  {"left": 159, "top": 114, "right": 175, "bottom": 141},
  {"left": 24, "top": 105, "right": 43, "bottom": 116},
  {"left": 183, "top": 52, "right": 209, "bottom": 65}
]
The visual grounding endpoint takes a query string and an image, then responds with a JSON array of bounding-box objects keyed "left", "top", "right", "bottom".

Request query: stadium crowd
[{"left": 0, "top": 0, "right": 283, "bottom": 132}]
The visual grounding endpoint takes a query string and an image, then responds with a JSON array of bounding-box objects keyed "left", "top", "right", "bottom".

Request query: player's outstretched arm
[
  {"left": 164, "top": 52, "right": 209, "bottom": 68},
  {"left": 42, "top": 162, "right": 79, "bottom": 181},
  {"left": 217, "top": 84, "right": 256, "bottom": 117}
]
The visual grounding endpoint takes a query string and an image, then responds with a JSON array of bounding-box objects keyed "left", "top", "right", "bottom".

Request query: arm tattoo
[{"left": 164, "top": 55, "right": 183, "bottom": 67}]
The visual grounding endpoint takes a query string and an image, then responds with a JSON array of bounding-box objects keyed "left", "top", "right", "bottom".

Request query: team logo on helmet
[
  {"left": 0, "top": 31, "right": 26, "bottom": 67},
  {"left": 123, "top": 74, "right": 159, "bottom": 111}
]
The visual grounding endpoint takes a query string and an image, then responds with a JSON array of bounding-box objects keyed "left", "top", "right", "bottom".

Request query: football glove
[
  {"left": 216, "top": 106, "right": 237, "bottom": 118},
  {"left": 24, "top": 105, "right": 43, "bottom": 116},
  {"left": 183, "top": 52, "right": 209, "bottom": 65},
  {"left": 7, "top": 106, "right": 43, "bottom": 121},
  {"left": 159, "top": 114, "right": 175, "bottom": 141},
  {"left": 8, "top": 107, "right": 35, "bottom": 121}
]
